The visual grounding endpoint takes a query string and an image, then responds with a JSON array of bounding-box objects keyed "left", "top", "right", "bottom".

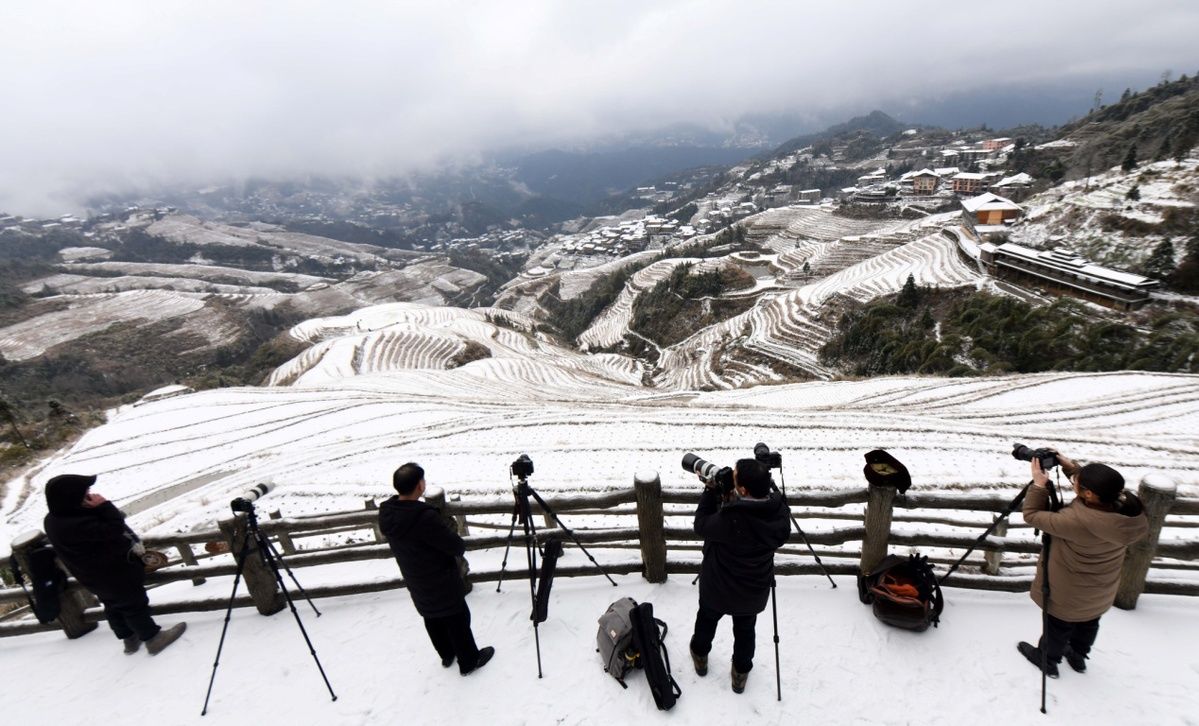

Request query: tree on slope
[
  {"left": 1142, "top": 238, "right": 1176, "bottom": 280},
  {"left": 1122, "top": 144, "right": 1139, "bottom": 172},
  {"left": 897, "top": 273, "right": 920, "bottom": 308}
]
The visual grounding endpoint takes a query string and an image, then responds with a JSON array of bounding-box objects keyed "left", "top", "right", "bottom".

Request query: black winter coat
[
  {"left": 43, "top": 488, "right": 144, "bottom": 602},
  {"left": 379, "top": 497, "right": 467, "bottom": 618},
  {"left": 695, "top": 488, "right": 791, "bottom": 616}
]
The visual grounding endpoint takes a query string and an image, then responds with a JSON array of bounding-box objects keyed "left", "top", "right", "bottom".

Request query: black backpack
[
  {"left": 857, "top": 553, "right": 944, "bottom": 632},
  {"left": 13, "top": 541, "right": 67, "bottom": 624},
  {"left": 596, "top": 598, "right": 681, "bottom": 711}
]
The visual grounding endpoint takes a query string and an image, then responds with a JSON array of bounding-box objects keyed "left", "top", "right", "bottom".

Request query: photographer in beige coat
[{"left": 1017, "top": 453, "right": 1148, "bottom": 677}]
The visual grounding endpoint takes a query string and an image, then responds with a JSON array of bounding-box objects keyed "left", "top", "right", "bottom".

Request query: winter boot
[
  {"left": 1017, "top": 641, "right": 1059, "bottom": 678},
  {"left": 691, "top": 649, "right": 708, "bottom": 677},
  {"left": 441, "top": 654, "right": 455, "bottom": 668},
  {"left": 146, "top": 622, "right": 187, "bottom": 655},
  {"left": 123, "top": 635, "right": 141, "bottom": 655},
  {"left": 461, "top": 646, "right": 494, "bottom": 676},
  {"left": 1063, "top": 645, "right": 1087, "bottom": 673},
  {"left": 731, "top": 663, "right": 749, "bottom": 694}
]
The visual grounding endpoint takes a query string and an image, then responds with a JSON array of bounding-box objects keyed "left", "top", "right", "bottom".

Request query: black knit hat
[
  {"left": 45, "top": 474, "right": 97, "bottom": 514},
  {"left": 1077, "top": 463, "right": 1124, "bottom": 503}
]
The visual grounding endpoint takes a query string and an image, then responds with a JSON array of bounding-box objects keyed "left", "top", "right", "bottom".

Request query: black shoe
[
  {"left": 691, "top": 649, "right": 708, "bottom": 677},
  {"left": 1017, "top": 641, "right": 1059, "bottom": 678},
  {"left": 731, "top": 663, "right": 749, "bottom": 694},
  {"left": 1063, "top": 645, "right": 1087, "bottom": 673},
  {"left": 441, "top": 654, "right": 455, "bottom": 668},
  {"left": 461, "top": 646, "right": 494, "bottom": 676}
]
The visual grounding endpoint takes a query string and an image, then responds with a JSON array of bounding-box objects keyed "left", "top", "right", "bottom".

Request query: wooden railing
[{"left": 3, "top": 472, "right": 1195, "bottom": 638}]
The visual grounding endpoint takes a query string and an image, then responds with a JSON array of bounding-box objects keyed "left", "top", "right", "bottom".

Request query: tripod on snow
[
  {"left": 201, "top": 496, "right": 337, "bottom": 715},
  {"left": 496, "top": 454, "right": 617, "bottom": 678}
]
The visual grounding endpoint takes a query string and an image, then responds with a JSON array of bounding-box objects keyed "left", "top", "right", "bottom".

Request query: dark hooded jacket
[
  {"left": 378, "top": 497, "right": 467, "bottom": 618},
  {"left": 43, "top": 475, "right": 145, "bottom": 601},
  {"left": 1023, "top": 484, "right": 1149, "bottom": 622},
  {"left": 694, "top": 487, "right": 792, "bottom": 616}
]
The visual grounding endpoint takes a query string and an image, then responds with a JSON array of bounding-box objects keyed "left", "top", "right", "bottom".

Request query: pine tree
[
  {"left": 1122, "top": 144, "right": 1139, "bottom": 172},
  {"left": 1126, "top": 184, "right": 1141, "bottom": 201},
  {"left": 1143, "top": 238, "right": 1176, "bottom": 279},
  {"left": 898, "top": 273, "right": 920, "bottom": 307}
]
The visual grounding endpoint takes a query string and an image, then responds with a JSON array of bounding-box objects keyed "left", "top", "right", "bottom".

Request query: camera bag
[
  {"left": 596, "top": 597, "right": 681, "bottom": 710},
  {"left": 23, "top": 540, "right": 67, "bottom": 624},
  {"left": 857, "top": 553, "right": 943, "bottom": 632}
]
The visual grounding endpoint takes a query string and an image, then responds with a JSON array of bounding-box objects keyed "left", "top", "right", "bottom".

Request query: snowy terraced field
[
  {"left": 657, "top": 231, "right": 986, "bottom": 389},
  {"left": 20, "top": 272, "right": 279, "bottom": 296},
  {"left": 3, "top": 363, "right": 1195, "bottom": 544},
  {"left": 54, "top": 261, "right": 331, "bottom": 290},
  {"left": 0, "top": 290, "right": 209, "bottom": 361}
]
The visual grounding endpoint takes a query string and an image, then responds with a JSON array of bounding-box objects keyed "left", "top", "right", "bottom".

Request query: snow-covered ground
[{"left": 2, "top": 572, "right": 1195, "bottom": 726}]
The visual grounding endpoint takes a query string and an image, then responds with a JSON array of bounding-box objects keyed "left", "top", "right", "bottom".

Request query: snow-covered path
[{"left": 1, "top": 573, "right": 1194, "bottom": 725}]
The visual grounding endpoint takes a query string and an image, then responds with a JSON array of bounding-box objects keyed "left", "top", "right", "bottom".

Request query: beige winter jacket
[{"left": 1023, "top": 484, "right": 1149, "bottom": 622}]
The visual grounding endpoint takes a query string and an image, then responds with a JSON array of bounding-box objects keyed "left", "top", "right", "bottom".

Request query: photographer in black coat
[
  {"left": 689, "top": 459, "right": 791, "bottom": 693},
  {"left": 379, "top": 462, "right": 494, "bottom": 675},
  {"left": 43, "top": 474, "right": 186, "bottom": 655}
]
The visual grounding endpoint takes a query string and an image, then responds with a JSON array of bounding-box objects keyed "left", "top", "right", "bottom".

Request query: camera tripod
[
  {"left": 937, "top": 473, "right": 1061, "bottom": 714},
  {"left": 201, "top": 500, "right": 337, "bottom": 715},
  {"left": 772, "top": 462, "right": 837, "bottom": 588},
  {"left": 496, "top": 472, "right": 617, "bottom": 678}
]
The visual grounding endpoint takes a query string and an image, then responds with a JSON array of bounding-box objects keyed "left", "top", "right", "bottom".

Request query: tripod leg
[
  {"left": 1039, "top": 534, "right": 1052, "bottom": 715},
  {"left": 522, "top": 508, "right": 543, "bottom": 678},
  {"left": 530, "top": 488, "right": 617, "bottom": 586},
  {"left": 201, "top": 530, "right": 253, "bottom": 716},
  {"left": 938, "top": 482, "right": 1030, "bottom": 587},
  {"left": 771, "top": 578, "right": 782, "bottom": 702},
  {"left": 258, "top": 532, "right": 338, "bottom": 702},
  {"left": 496, "top": 505, "right": 520, "bottom": 593},
  {"left": 775, "top": 470, "right": 836, "bottom": 587},
  {"left": 263, "top": 538, "right": 321, "bottom": 617}
]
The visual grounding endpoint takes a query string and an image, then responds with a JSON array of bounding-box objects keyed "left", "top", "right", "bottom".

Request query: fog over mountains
[{"left": 2, "top": 1, "right": 1197, "bottom": 216}]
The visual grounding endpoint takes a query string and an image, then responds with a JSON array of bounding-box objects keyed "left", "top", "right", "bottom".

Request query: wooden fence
[{"left": 2, "top": 472, "right": 1195, "bottom": 639}]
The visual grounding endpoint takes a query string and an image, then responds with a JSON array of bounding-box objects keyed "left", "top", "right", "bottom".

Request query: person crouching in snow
[
  {"left": 43, "top": 474, "right": 187, "bottom": 655},
  {"left": 379, "top": 462, "right": 494, "bottom": 675},
  {"left": 1018, "top": 454, "right": 1148, "bottom": 677}
]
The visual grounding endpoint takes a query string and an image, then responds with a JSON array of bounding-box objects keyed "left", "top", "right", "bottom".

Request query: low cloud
[{"left": 1, "top": 0, "right": 1196, "bottom": 215}]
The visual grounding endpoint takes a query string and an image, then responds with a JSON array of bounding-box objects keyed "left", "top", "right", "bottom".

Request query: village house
[
  {"left": 961, "top": 192, "right": 1022, "bottom": 236},
  {"left": 978, "top": 244, "right": 1159, "bottom": 311},
  {"left": 901, "top": 169, "right": 940, "bottom": 195},
  {"left": 797, "top": 188, "right": 821, "bottom": 203},
  {"left": 952, "top": 172, "right": 990, "bottom": 195}
]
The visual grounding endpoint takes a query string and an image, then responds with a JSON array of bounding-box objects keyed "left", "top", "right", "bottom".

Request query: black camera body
[
  {"left": 511, "top": 453, "right": 534, "bottom": 479},
  {"left": 753, "top": 442, "right": 782, "bottom": 470},
  {"left": 682, "top": 453, "right": 734, "bottom": 494},
  {"left": 229, "top": 483, "right": 272, "bottom": 514},
  {"left": 1012, "top": 443, "right": 1059, "bottom": 471}
]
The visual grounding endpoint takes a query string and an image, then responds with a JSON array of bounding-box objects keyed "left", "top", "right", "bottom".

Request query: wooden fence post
[
  {"left": 634, "top": 471, "right": 667, "bottom": 583},
  {"left": 11, "top": 530, "right": 97, "bottom": 639},
  {"left": 218, "top": 516, "right": 283, "bottom": 615},
  {"left": 1115, "top": 474, "right": 1177, "bottom": 610},
  {"left": 450, "top": 493, "right": 469, "bottom": 535},
  {"left": 364, "top": 499, "right": 385, "bottom": 542},
  {"left": 982, "top": 518, "right": 1008, "bottom": 575},
  {"left": 860, "top": 484, "right": 896, "bottom": 574},
  {"left": 174, "top": 543, "right": 207, "bottom": 586},
  {"left": 425, "top": 486, "right": 472, "bottom": 594},
  {"left": 269, "top": 510, "right": 296, "bottom": 555}
]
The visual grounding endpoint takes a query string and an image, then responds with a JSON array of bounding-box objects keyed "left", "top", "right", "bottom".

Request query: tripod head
[{"left": 230, "top": 483, "right": 272, "bottom": 516}]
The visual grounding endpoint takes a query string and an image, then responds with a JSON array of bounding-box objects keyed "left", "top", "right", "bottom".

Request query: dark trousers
[
  {"left": 423, "top": 607, "right": 480, "bottom": 674},
  {"left": 690, "top": 603, "right": 758, "bottom": 673},
  {"left": 101, "top": 589, "right": 160, "bottom": 641},
  {"left": 1039, "top": 614, "right": 1101, "bottom": 663}
]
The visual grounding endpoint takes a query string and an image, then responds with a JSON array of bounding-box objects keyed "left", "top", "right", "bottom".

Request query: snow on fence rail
[{"left": 3, "top": 474, "right": 1195, "bottom": 638}]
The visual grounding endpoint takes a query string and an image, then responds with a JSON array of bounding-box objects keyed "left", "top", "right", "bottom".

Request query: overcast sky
[{"left": 1, "top": 0, "right": 1197, "bottom": 216}]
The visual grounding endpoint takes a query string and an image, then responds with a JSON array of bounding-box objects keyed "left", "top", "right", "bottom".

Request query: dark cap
[
  {"left": 1077, "top": 463, "right": 1124, "bottom": 504},
  {"left": 45, "top": 474, "right": 97, "bottom": 515}
]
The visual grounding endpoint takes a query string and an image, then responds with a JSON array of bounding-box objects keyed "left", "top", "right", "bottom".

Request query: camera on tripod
[
  {"left": 511, "top": 454, "right": 534, "bottom": 480},
  {"left": 230, "top": 483, "right": 272, "bottom": 514},
  {"left": 754, "top": 442, "right": 782, "bottom": 469},
  {"left": 1012, "top": 443, "right": 1059, "bottom": 471},
  {"left": 681, "top": 453, "right": 734, "bottom": 494}
]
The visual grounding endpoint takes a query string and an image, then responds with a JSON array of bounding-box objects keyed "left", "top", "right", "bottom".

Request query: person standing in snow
[
  {"left": 43, "top": 474, "right": 187, "bottom": 655},
  {"left": 379, "top": 462, "right": 494, "bottom": 675},
  {"left": 1017, "top": 453, "right": 1149, "bottom": 677},
  {"left": 689, "top": 459, "right": 791, "bottom": 694}
]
